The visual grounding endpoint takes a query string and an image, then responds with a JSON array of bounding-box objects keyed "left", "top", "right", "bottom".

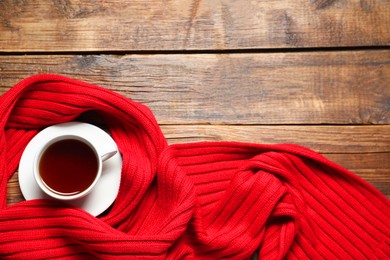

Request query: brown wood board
[
  {"left": 0, "top": 51, "right": 389, "bottom": 125},
  {"left": 0, "top": 0, "right": 389, "bottom": 51}
]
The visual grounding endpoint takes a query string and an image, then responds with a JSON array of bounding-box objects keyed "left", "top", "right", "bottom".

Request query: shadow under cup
[{"left": 34, "top": 135, "right": 102, "bottom": 201}]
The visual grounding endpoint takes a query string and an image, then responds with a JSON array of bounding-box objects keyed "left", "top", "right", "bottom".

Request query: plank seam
[{"left": 0, "top": 46, "right": 389, "bottom": 56}]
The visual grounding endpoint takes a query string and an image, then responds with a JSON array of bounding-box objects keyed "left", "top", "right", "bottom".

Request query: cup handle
[{"left": 101, "top": 150, "right": 117, "bottom": 162}]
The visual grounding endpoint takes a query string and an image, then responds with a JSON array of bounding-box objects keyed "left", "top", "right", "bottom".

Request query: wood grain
[
  {"left": 0, "top": 50, "right": 389, "bottom": 125},
  {"left": 0, "top": 0, "right": 389, "bottom": 51},
  {"left": 161, "top": 125, "right": 390, "bottom": 153},
  {"left": 6, "top": 173, "right": 23, "bottom": 205},
  {"left": 325, "top": 153, "right": 390, "bottom": 197},
  {"left": 7, "top": 149, "right": 389, "bottom": 206},
  {"left": 5, "top": 122, "right": 390, "bottom": 204},
  {"left": 163, "top": 124, "right": 390, "bottom": 197}
]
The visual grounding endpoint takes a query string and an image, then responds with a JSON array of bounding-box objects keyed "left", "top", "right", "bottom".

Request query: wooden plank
[
  {"left": 6, "top": 173, "right": 23, "bottom": 205},
  {"left": 0, "top": 51, "right": 389, "bottom": 124},
  {"left": 161, "top": 125, "right": 390, "bottom": 153},
  {"left": 162, "top": 124, "right": 390, "bottom": 196},
  {"left": 7, "top": 152, "right": 389, "bottom": 205},
  {"left": 325, "top": 153, "right": 390, "bottom": 198},
  {"left": 0, "top": 0, "right": 389, "bottom": 51},
  {"left": 6, "top": 124, "right": 390, "bottom": 203}
]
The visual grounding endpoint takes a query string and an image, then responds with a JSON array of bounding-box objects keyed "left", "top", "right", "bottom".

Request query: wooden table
[{"left": 1, "top": 1, "right": 389, "bottom": 205}]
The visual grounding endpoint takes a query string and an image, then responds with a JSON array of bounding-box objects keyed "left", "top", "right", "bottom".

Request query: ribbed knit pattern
[{"left": 0, "top": 74, "right": 389, "bottom": 259}]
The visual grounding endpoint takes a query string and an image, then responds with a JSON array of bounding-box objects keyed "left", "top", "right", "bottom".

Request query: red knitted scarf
[{"left": 0, "top": 74, "right": 389, "bottom": 259}]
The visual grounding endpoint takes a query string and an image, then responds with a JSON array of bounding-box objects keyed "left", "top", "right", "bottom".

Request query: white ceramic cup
[{"left": 33, "top": 134, "right": 117, "bottom": 201}]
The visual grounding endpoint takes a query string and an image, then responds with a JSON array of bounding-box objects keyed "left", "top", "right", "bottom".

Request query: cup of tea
[{"left": 33, "top": 134, "right": 117, "bottom": 201}]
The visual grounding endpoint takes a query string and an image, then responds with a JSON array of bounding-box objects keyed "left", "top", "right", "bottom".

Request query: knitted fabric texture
[{"left": 0, "top": 74, "right": 389, "bottom": 259}]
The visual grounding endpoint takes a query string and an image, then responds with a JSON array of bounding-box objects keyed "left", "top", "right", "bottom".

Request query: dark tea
[{"left": 39, "top": 139, "right": 98, "bottom": 196}]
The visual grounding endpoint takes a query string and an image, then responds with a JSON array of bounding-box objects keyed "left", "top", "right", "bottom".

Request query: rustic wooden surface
[
  {"left": 0, "top": 0, "right": 389, "bottom": 51},
  {"left": 1, "top": 0, "right": 389, "bottom": 205}
]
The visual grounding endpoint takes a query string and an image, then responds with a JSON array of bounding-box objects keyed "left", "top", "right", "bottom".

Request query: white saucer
[{"left": 18, "top": 122, "right": 122, "bottom": 216}]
